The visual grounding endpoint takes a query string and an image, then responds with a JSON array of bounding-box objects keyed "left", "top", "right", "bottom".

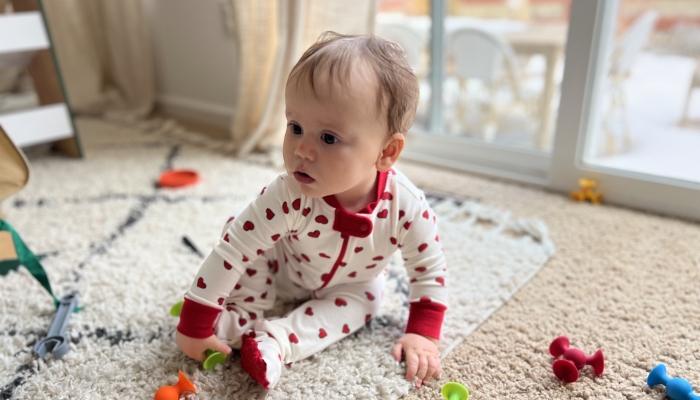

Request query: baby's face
[{"left": 283, "top": 66, "right": 390, "bottom": 205}]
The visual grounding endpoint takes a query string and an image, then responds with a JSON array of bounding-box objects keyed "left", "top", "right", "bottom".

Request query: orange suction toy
[
  {"left": 158, "top": 169, "right": 199, "bottom": 188},
  {"left": 154, "top": 370, "right": 196, "bottom": 400}
]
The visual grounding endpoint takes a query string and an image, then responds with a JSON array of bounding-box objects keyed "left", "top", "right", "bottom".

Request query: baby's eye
[
  {"left": 290, "top": 124, "right": 302, "bottom": 135},
  {"left": 321, "top": 133, "right": 338, "bottom": 145}
]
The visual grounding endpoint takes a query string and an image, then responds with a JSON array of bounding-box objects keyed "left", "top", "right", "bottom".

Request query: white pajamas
[{"left": 178, "top": 169, "right": 448, "bottom": 367}]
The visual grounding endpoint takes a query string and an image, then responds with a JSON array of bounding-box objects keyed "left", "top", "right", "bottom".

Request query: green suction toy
[
  {"left": 171, "top": 300, "right": 227, "bottom": 370},
  {"left": 442, "top": 382, "right": 469, "bottom": 400}
]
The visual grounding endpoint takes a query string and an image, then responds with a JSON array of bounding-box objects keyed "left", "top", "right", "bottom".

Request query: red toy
[
  {"left": 549, "top": 336, "right": 604, "bottom": 383},
  {"left": 154, "top": 370, "right": 196, "bottom": 400}
]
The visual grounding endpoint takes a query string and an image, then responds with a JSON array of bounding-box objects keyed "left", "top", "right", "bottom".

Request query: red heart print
[
  {"left": 226, "top": 306, "right": 234, "bottom": 311},
  {"left": 305, "top": 307, "right": 314, "bottom": 316},
  {"left": 223, "top": 234, "right": 230, "bottom": 242},
  {"left": 246, "top": 268, "right": 256, "bottom": 276},
  {"left": 377, "top": 209, "right": 388, "bottom": 218},
  {"left": 244, "top": 296, "right": 254, "bottom": 302},
  {"left": 218, "top": 298, "right": 224, "bottom": 305},
  {"left": 266, "top": 208, "right": 275, "bottom": 220},
  {"left": 340, "top": 262, "right": 347, "bottom": 267},
  {"left": 272, "top": 260, "right": 279, "bottom": 273},
  {"left": 410, "top": 278, "right": 417, "bottom": 283},
  {"left": 366, "top": 264, "right": 376, "bottom": 269},
  {"left": 435, "top": 235, "right": 440, "bottom": 242},
  {"left": 319, "top": 253, "right": 330, "bottom": 258},
  {"left": 315, "top": 215, "right": 328, "bottom": 224},
  {"left": 297, "top": 271, "right": 302, "bottom": 278},
  {"left": 293, "top": 235, "right": 299, "bottom": 241},
  {"left": 257, "top": 249, "right": 265, "bottom": 255},
  {"left": 260, "top": 186, "right": 266, "bottom": 195},
  {"left": 249, "top": 312, "right": 257, "bottom": 320},
  {"left": 289, "top": 333, "right": 299, "bottom": 344},
  {"left": 342, "top": 324, "right": 350, "bottom": 334},
  {"left": 321, "top": 273, "right": 329, "bottom": 281},
  {"left": 365, "top": 314, "right": 371, "bottom": 323},
  {"left": 243, "top": 221, "right": 255, "bottom": 231},
  {"left": 422, "top": 210, "right": 429, "bottom": 219},
  {"left": 242, "top": 255, "right": 249, "bottom": 262},
  {"left": 319, "top": 328, "right": 327, "bottom": 339},
  {"left": 234, "top": 283, "right": 241, "bottom": 290},
  {"left": 390, "top": 237, "right": 397, "bottom": 245},
  {"left": 227, "top": 216, "right": 235, "bottom": 224},
  {"left": 349, "top": 271, "right": 357, "bottom": 277},
  {"left": 261, "top": 291, "right": 268, "bottom": 299},
  {"left": 398, "top": 210, "right": 405, "bottom": 219},
  {"left": 418, "top": 243, "right": 428, "bottom": 252},
  {"left": 354, "top": 247, "right": 363, "bottom": 253},
  {"left": 197, "top": 277, "right": 206, "bottom": 288},
  {"left": 436, "top": 277, "right": 445, "bottom": 286},
  {"left": 420, "top": 296, "right": 432, "bottom": 302},
  {"left": 307, "top": 231, "right": 320, "bottom": 239},
  {"left": 403, "top": 221, "right": 412, "bottom": 230},
  {"left": 301, "top": 254, "right": 310, "bottom": 262},
  {"left": 381, "top": 192, "right": 393, "bottom": 200},
  {"left": 283, "top": 202, "right": 289, "bottom": 214},
  {"left": 293, "top": 255, "right": 301, "bottom": 263},
  {"left": 292, "top": 198, "right": 301, "bottom": 210},
  {"left": 302, "top": 207, "right": 311, "bottom": 217},
  {"left": 415, "top": 266, "right": 427, "bottom": 272},
  {"left": 224, "top": 261, "right": 232, "bottom": 270},
  {"left": 239, "top": 317, "right": 247, "bottom": 326},
  {"left": 271, "top": 234, "right": 280, "bottom": 241},
  {"left": 373, "top": 256, "right": 384, "bottom": 261},
  {"left": 365, "top": 292, "right": 375, "bottom": 301},
  {"left": 335, "top": 298, "right": 347, "bottom": 307}
]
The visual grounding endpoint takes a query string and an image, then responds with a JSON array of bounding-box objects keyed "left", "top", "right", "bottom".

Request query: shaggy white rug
[{"left": 0, "top": 118, "right": 554, "bottom": 400}]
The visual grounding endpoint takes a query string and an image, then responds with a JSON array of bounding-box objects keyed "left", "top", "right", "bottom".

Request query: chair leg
[{"left": 681, "top": 83, "right": 695, "bottom": 127}]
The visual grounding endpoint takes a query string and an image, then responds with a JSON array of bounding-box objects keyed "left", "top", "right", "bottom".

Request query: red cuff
[
  {"left": 405, "top": 301, "right": 447, "bottom": 339},
  {"left": 176, "top": 298, "right": 220, "bottom": 338}
]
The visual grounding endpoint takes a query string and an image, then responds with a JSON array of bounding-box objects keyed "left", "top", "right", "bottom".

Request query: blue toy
[{"left": 647, "top": 364, "right": 700, "bottom": 400}]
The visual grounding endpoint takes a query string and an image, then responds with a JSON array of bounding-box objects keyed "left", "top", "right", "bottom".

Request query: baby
[{"left": 176, "top": 31, "right": 448, "bottom": 390}]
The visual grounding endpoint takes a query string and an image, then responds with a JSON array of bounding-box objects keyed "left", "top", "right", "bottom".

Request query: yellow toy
[{"left": 570, "top": 178, "right": 602, "bottom": 204}]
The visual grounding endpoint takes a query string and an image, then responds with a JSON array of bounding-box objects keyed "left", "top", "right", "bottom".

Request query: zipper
[{"left": 317, "top": 233, "right": 349, "bottom": 290}]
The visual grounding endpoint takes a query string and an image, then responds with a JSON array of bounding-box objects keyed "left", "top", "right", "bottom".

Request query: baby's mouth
[{"left": 294, "top": 171, "right": 315, "bottom": 184}]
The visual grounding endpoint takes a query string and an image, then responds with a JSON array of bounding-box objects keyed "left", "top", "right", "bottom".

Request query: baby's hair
[{"left": 287, "top": 31, "right": 419, "bottom": 135}]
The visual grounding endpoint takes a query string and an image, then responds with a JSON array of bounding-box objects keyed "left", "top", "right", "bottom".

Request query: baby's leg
[{"left": 240, "top": 273, "right": 385, "bottom": 388}]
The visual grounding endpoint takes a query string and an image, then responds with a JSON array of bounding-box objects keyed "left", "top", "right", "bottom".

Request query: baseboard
[{"left": 155, "top": 94, "right": 232, "bottom": 129}]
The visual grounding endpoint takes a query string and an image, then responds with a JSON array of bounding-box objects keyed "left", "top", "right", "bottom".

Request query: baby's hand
[
  {"left": 392, "top": 333, "right": 440, "bottom": 388},
  {"left": 176, "top": 331, "right": 232, "bottom": 363}
]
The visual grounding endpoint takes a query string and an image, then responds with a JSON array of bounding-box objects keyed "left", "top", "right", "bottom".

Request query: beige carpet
[{"left": 397, "top": 161, "right": 700, "bottom": 399}]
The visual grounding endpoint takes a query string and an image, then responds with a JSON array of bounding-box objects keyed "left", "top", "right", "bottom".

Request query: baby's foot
[{"left": 240, "top": 333, "right": 282, "bottom": 389}]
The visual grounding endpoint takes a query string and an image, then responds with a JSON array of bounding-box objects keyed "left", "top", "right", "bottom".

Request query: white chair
[
  {"left": 375, "top": 22, "right": 428, "bottom": 78},
  {"left": 447, "top": 27, "right": 535, "bottom": 141},
  {"left": 601, "top": 10, "right": 659, "bottom": 155}
]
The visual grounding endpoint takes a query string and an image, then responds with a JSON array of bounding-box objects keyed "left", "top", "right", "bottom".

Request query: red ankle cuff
[{"left": 240, "top": 335, "right": 270, "bottom": 389}]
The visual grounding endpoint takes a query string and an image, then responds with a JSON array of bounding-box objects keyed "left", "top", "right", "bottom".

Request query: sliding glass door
[
  {"left": 550, "top": 0, "right": 700, "bottom": 221},
  {"left": 377, "top": 0, "right": 570, "bottom": 185},
  {"left": 376, "top": 0, "right": 700, "bottom": 220}
]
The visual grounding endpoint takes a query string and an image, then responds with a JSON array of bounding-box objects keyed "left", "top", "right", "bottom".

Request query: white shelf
[
  {"left": 0, "top": 104, "right": 73, "bottom": 148},
  {"left": 0, "top": 12, "right": 49, "bottom": 68}
]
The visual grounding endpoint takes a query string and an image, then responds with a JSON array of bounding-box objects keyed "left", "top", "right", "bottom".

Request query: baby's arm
[
  {"left": 395, "top": 197, "right": 448, "bottom": 387},
  {"left": 176, "top": 176, "right": 295, "bottom": 360}
]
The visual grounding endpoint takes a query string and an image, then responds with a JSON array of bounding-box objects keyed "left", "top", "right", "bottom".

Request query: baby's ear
[{"left": 376, "top": 133, "right": 405, "bottom": 172}]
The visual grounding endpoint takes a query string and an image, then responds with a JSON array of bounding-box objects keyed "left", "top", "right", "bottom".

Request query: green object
[
  {"left": 170, "top": 300, "right": 184, "bottom": 317},
  {"left": 0, "top": 219, "right": 60, "bottom": 308},
  {"left": 204, "top": 349, "right": 227, "bottom": 370},
  {"left": 442, "top": 382, "right": 469, "bottom": 400}
]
